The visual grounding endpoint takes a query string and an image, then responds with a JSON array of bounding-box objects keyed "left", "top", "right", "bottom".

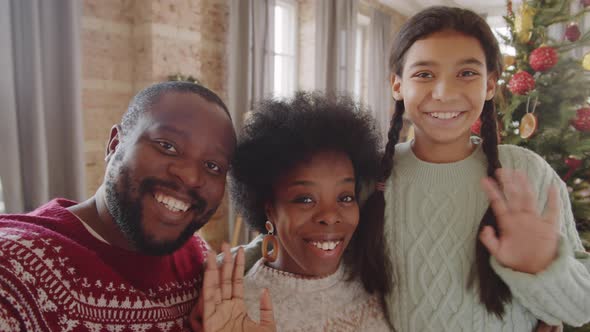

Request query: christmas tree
[
  {"left": 492, "top": 0, "right": 590, "bottom": 247},
  {"left": 493, "top": 2, "right": 590, "bottom": 329}
]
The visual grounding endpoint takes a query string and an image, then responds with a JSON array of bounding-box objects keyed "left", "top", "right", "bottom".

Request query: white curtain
[
  {"left": 227, "top": 0, "right": 275, "bottom": 243},
  {"left": 0, "top": 0, "right": 85, "bottom": 213},
  {"left": 315, "top": 0, "right": 358, "bottom": 93},
  {"left": 367, "top": 8, "right": 394, "bottom": 139}
]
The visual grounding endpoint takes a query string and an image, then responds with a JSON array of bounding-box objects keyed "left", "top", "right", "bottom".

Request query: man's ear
[
  {"left": 105, "top": 125, "right": 122, "bottom": 163},
  {"left": 391, "top": 74, "right": 403, "bottom": 101}
]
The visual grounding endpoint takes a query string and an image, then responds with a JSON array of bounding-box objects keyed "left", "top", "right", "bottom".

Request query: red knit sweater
[{"left": 0, "top": 199, "right": 207, "bottom": 332}]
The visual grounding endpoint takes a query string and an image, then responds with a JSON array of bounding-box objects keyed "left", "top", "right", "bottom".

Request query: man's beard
[{"left": 104, "top": 155, "right": 217, "bottom": 255}]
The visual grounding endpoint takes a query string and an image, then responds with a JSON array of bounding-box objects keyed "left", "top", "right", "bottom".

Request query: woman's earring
[{"left": 262, "top": 221, "right": 278, "bottom": 262}]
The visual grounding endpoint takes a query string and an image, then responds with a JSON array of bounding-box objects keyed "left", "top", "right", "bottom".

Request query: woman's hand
[
  {"left": 190, "top": 243, "right": 276, "bottom": 332},
  {"left": 480, "top": 169, "right": 560, "bottom": 274}
]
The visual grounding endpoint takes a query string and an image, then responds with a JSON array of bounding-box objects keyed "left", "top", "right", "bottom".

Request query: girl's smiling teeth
[
  {"left": 427, "top": 111, "right": 463, "bottom": 119},
  {"left": 308, "top": 240, "right": 342, "bottom": 251},
  {"left": 154, "top": 192, "right": 190, "bottom": 213}
]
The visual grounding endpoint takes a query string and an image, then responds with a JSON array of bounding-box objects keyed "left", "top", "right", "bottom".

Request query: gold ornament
[
  {"left": 583, "top": 52, "right": 590, "bottom": 71},
  {"left": 519, "top": 113, "right": 538, "bottom": 139},
  {"left": 514, "top": 3, "right": 535, "bottom": 43},
  {"left": 503, "top": 54, "right": 516, "bottom": 67}
]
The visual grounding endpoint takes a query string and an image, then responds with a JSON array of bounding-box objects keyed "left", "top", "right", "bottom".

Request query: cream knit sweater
[
  {"left": 243, "top": 258, "right": 391, "bottom": 332},
  {"left": 384, "top": 141, "right": 590, "bottom": 332}
]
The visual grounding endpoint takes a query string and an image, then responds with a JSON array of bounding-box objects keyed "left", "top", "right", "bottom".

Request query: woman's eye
[
  {"left": 340, "top": 195, "right": 356, "bottom": 203},
  {"left": 158, "top": 141, "right": 177, "bottom": 153},
  {"left": 293, "top": 196, "right": 314, "bottom": 204},
  {"left": 205, "top": 161, "right": 222, "bottom": 174}
]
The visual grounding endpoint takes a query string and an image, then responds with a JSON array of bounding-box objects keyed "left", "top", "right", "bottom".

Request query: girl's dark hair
[
  {"left": 366, "top": 6, "right": 507, "bottom": 317},
  {"left": 230, "top": 92, "right": 392, "bottom": 302}
]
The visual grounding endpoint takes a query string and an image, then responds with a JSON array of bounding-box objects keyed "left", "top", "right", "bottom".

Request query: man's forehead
[{"left": 150, "top": 92, "right": 225, "bottom": 118}]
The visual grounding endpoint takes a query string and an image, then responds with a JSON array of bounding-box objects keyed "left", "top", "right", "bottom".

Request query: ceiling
[{"left": 378, "top": 0, "right": 516, "bottom": 18}]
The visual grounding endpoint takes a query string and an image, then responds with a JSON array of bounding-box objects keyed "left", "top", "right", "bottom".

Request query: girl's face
[
  {"left": 265, "top": 150, "right": 359, "bottom": 277},
  {"left": 392, "top": 30, "right": 496, "bottom": 151}
]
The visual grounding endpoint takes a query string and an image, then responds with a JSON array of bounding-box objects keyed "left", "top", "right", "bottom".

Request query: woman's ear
[
  {"left": 264, "top": 201, "right": 275, "bottom": 224},
  {"left": 391, "top": 74, "right": 403, "bottom": 101}
]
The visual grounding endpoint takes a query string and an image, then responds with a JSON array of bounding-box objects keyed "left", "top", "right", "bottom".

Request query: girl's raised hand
[
  {"left": 480, "top": 168, "right": 560, "bottom": 274},
  {"left": 190, "top": 243, "right": 276, "bottom": 332}
]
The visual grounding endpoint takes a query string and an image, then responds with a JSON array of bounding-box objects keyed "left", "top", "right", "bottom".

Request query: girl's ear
[
  {"left": 391, "top": 74, "right": 403, "bottom": 101},
  {"left": 485, "top": 72, "right": 498, "bottom": 101}
]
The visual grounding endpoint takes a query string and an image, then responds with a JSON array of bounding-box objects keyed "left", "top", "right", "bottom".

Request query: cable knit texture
[
  {"left": 243, "top": 258, "right": 390, "bottom": 332},
  {"left": 384, "top": 140, "right": 590, "bottom": 332}
]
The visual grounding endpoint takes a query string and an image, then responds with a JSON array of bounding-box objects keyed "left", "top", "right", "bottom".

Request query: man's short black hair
[{"left": 121, "top": 81, "right": 230, "bottom": 136}]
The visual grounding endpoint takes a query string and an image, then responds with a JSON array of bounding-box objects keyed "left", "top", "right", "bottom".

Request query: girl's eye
[
  {"left": 459, "top": 70, "right": 479, "bottom": 77},
  {"left": 293, "top": 196, "right": 314, "bottom": 204},
  {"left": 205, "top": 161, "right": 222, "bottom": 174},
  {"left": 340, "top": 195, "right": 356, "bottom": 203},
  {"left": 414, "top": 72, "right": 433, "bottom": 79},
  {"left": 158, "top": 141, "right": 177, "bottom": 154}
]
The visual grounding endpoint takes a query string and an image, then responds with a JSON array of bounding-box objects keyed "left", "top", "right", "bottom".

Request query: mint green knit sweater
[{"left": 384, "top": 141, "right": 590, "bottom": 332}]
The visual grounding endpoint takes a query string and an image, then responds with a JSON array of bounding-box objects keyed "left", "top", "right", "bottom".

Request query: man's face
[{"left": 104, "top": 92, "right": 235, "bottom": 255}]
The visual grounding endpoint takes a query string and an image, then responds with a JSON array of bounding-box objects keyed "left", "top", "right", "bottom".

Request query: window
[
  {"left": 354, "top": 14, "right": 370, "bottom": 103},
  {"left": 487, "top": 15, "right": 516, "bottom": 57},
  {"left": 273, "top": 0, "right": 297, "bottom": 99}
]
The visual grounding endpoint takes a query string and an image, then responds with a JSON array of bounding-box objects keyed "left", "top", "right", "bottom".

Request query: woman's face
[{"left": 266, "top": 151, "right": 359, "bottom": 277}]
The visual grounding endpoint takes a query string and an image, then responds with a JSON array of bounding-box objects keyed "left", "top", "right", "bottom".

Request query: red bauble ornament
[
  {"left": 471, "top": 118, "right": 482, "bottom": 135},
  {"left": 529, "top": 46, "right": 558, "bottom": 72},
  {"left": 508, "top": 71, "right": 536, "bottom": 95},
  {"left": 572, "top": 107, "right": 590, "bottom": 132},
  {"left": 565, "top": 156, "right": 583, "bottom": 169},
  {"left": 563, "top": 156, "right": 583, "bottom": 181},
  {"left": 565, "top": 23, "right": 581, "bottom": 42}
]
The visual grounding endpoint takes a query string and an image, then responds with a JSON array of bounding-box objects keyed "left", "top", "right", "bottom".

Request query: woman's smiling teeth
[
  {"left": 428, "top": 111, "right": 462, "bottom": 119},
  {"left": 310, "top": 240, "right": 342, "bottom": 251},
  {"left": 154, "top": 192, "right": 190, "bottom": 213}
]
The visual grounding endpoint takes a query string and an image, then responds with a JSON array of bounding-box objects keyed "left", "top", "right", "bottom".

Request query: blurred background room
[{"left": 1, "top": 3, "right": 589, "bottom": 319}]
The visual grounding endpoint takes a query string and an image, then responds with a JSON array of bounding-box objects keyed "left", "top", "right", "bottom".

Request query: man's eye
[{"left": 158, "top": 141, "right": 177, "bottom": 153}]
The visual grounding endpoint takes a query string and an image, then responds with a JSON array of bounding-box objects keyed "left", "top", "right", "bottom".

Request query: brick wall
[{"left": 82, "top": 0, "right": 230, "bottom": 250}]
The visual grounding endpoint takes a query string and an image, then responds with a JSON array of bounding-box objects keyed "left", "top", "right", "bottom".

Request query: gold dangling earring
[{"left": 262, "top": 221, "right": 278, "bottom": 262}]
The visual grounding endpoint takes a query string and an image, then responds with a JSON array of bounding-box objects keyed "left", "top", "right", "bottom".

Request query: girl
[
  {"left": 364, "top": 5, "right": 590, "bottom": 331},
  {"left": 192, "top": 93, "right": 391, "bottom": 331}
]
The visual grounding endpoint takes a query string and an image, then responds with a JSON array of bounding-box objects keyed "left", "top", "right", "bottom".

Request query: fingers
[
  {"left": 189, "top": 294, "right": 204, "bottom": 332},
  {"left": 232, "top": 247, "right": 245, "bottom": 300},
  {"left": 481, "top": 176, "right": 508, "bottom": 218},
  {"left": 202, "top": 250, "right": 220, "bottom": 321},
  {"left": 514, "top": 171, "right": 538, "bottom": 213},
  {"left": 479, "top": 225, "right": 500, "bottom": 257},
  {"left": 259, "top": 288, "right": 275, "bottom": 327},
  {"left": 497, "top": 169, "right": 523, "bottom": 212},
  {"left": 543, "top": 185, "right": 561, "bottom": 230},
  {"left": 220, "top": 242, "right": 233, "bottom": 300}
]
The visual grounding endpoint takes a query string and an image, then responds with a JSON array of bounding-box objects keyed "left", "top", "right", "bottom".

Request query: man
[{"left": 0, "top": 81, "right": 236, "bottom": 331}]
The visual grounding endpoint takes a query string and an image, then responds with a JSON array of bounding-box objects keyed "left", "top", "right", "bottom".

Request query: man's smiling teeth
[
  {"left": 310, "top": 240, "right": 341, "bottom": 251},
  {"left": 154, "top": 193, "right": 190, "bottom": 213},
  {"left": 429, "top": 112, "right": 461, "bottom": 119}
]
